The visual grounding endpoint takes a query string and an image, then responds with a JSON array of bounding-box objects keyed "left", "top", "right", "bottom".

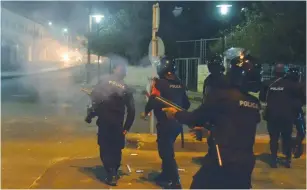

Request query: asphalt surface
[{"left": 30, "top": 151, "right": 306, "bottom": 189}]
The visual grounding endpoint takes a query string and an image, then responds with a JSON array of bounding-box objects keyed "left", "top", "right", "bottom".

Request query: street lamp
[
  {"left": 216, "top": 4, "right": 232, "bottom": 16},
  {"left": 216, "top": 4, "right": 232, "bottom": 69},
  {"left": 63, "top": 28, "right": 68, "bottom": 33},
  {"left": 48, "top": 21, "right": 52, "bottom": 26},
  {"left": 92, "top": 14, "right": 104, "bottom": 24},
  {"left": 87, "top": 14, "right": 104, "bottom": 83}
]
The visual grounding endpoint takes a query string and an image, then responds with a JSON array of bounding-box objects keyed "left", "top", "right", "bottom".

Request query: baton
[
  {"left": 144, "top": 91, "right": 185, "bottom": 148},
  {"left": 81, "top": 88, "right": 92, "bottom": 95}
]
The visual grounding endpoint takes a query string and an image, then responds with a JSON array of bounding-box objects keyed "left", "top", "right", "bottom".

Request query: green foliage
[
  {"left": 86, "top": 3, "right": 152, "bottom": 65},
  {"left": 210, "top": 2, "right": 306, "bottom": 64}
]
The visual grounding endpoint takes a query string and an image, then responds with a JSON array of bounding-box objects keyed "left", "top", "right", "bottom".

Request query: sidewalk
[
  {"left": 30, "top": 149, "right": 306, "bottom": 189},
  {"left": 125, "top": 133, "right": 306, "bottom": 153}
]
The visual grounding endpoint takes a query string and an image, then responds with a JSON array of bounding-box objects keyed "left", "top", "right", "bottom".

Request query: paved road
[{"left": 31, "top": 152, "right": 306, "bottom": 189}]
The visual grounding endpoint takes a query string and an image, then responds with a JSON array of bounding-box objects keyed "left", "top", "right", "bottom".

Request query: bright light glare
[
  {"left": 62, "top": 54, "right": 70, "bottom": 62},
  {"left": 92, "top": 15, "right": 104, "bottom": 23},
  {"left": 216, "top": 4, "right": 232, "bottom": 16},
  {"left": 48, "top": 21, "right": 52, "bottom": 26},
  {"left": 63, "top": 28, "right": 68, "bottom": 33}
]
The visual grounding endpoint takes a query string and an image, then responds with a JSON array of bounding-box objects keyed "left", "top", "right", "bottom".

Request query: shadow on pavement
[
  {"left": 72, "top": 165, "right": 130, "bottom": 184},
  {"left": 191, "top": 156, "right": 205, "bottom": 166},
  {"left": 256, "top": 153, "right": 272, "bottom": 167},
  {"left": 71, "top": 165, "right": 107, "bottom": 182},
  {"left": 256, "top": 153, "right": 290, "bottom": 168},
  {"left": 137, "top": 170, "right": 161, "bottom": 187}
]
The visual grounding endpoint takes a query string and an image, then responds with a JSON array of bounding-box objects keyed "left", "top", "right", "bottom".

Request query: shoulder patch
[
  {"left": 108, "top": 80, "right": 125, "bottom": 89},
  {"left": 239, "top": 100, "right": 259, "bottom": 109}
]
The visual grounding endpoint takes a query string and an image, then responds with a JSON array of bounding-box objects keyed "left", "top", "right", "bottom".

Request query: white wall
[
  {"left": 197, "top": 65, "right": 209, "bottom": 92},
  {"left": 125, "top": 66, "right": 153, "bottom": 87},
  {"left": 1, "top": 8, "right": 71, "bottom": 65},
  {"left": 124, "top": 64, "right": 210, "bottom": 93}
]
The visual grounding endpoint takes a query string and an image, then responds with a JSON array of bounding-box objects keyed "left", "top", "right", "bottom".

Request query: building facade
[{"left": 1, "top": 8, "right": 71, "bottom": 71}]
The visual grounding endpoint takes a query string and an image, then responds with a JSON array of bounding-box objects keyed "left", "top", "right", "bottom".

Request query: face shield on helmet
[
  {"left": 286, "top": 68, "right": 300, "bottom": 82},
  {"left": 207, "top": 54, "right": 225, "bottom": 75},
  {"left": 112, "top": 63, "right": 127, "bottom": 79},
  {"left": 224, "top": 47, "right": 250, "bottom": 60},
  {"left": 226, "top": 50, "right": 262, "bottom": 93},
  {"left": 274, "top": 63, "right": 288, "bottom": 78},
  {"left": 156, "top": 56, "right": 176, "bottom": 78}
]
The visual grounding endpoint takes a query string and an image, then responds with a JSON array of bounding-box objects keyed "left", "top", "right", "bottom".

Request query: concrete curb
[{"left": 126, "top": 133, "right": 306, "bottom": 153}]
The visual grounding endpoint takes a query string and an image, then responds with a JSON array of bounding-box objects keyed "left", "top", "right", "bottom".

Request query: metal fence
[
  {"left": 174, "top": 38, "right": 223, "bottom": 92},
  {"left": 175, "top": 38, "right": 306, "bottom": 91},
  {"left": 174, "top": 58, "right": 200, "bottom": 91},
  {"left": 176, "top": 38, "right": 223, "bottom": 65},
  {"left": 262, "top": 63, "right": 306, "bottom": 82}
]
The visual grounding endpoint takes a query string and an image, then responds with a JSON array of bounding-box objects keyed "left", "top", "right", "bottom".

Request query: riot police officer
[
  {"left": 89, "top": 61, "right": 135, "bottom": 186},
  {"left": 259, "top": 64, "right": 302, "bottom": 168},
  {"left": 143, "top": 56, "right": 190, "bottom": 189},
  {"left": 163, "top": 49, "right": 262, "bottom": 189},
  {"left": 203, "top": 54, "right": 227, "bottom": 101},
  {"left": 193, "top": 54, "right": 227, "bottom": 144},
  {"left": 285, "top": 68, "right": 306, "bottom": 158}
]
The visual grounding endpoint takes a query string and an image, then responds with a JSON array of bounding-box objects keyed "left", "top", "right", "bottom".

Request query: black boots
[
  {"left": 105, "top": 168, "right": 118, "bottom": 186},
  {"left": 270, "top": 156, "right": 291, "bottom": 168},
  {"left": 167, "top": 179, "right": 182, "bottom": 189},
  {"left": 284, "top": 159, "right": 291, "bottom": 168},
  {"left": 154, "top": 173, "right": 182, "bottom": 189},
  {"left": 270, "top": 157, "right": 278, "bottom": 168},
  {"left": 293, "top": 144, "right": 303, "bottom": 158}
]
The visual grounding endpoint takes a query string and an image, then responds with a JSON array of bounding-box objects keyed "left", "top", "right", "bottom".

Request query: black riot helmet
[
  {"left": 111, "top": 61, "right": 128, "bottom": 80},
  {"left": 226, "top": 50, "right": 262, "bottom": 93},
  {"left": 207, "top": 54, "right": 225, "bottom": 75},
  {"left": 285, "top": 68, "right": 300, "bottom": 82},
  {"left": 156, "top": 56, "right": 176, "bottom": 78},
  {"left": 274, "top": 63, "right": 287, "bottom": 78}
]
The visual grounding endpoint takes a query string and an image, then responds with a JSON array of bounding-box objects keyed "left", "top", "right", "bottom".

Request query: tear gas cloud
[{"left": 8, "top": 54, "right": 157, "bottom": 111}]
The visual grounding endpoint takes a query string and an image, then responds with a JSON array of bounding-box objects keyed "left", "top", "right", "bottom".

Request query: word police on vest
[
  {"left": 169, "top": 84, "right": 182, "bottom": 88},
  {"left": 239, "top": 100, "right": 259, "bottom": 109},
  {"left": 108, "top": 81, "right": 125, "bottom": 89},
  {"left": 270, "top": 87, "right": 284, "bottom": 91}
]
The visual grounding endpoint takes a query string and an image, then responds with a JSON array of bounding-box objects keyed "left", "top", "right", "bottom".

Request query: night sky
[
  {"left": 2, "top": 1, "right": 253, "bottom": 39},
  {"left": 2, "top": 1, "right": 257, "bottom": 57}
]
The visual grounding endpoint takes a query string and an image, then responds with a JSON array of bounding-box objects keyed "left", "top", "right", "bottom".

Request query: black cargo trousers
[
  {"left": 190, "top": 154, "right": 255, "bottom": 189},
  {"left": 156, "top": 121, "right": 182, "bottom": 182},
  {"left": 97, "top": 122, "right": 125, "bottom": 173},
  {"left": 267, "top": 117, "right": 293, "bottom": 160}
]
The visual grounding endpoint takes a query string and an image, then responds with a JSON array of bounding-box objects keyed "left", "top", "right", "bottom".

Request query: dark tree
[
  {"left": 87, "top": 2, "right": 152, "bottom": 65},
  {"left": 210, "top": 2, "right": 306, "bottom": 64}
]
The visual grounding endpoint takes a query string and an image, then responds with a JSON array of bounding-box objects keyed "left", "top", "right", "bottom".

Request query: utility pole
[
  {"left": 86, "top": 6, "right": 92, "bottom": 84},
  {"left": 148, "top": 3, "right": 160, "bottom": 134}
]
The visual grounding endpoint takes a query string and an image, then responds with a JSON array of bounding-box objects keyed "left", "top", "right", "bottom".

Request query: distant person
[
  {"left": 285, "top": 68, "right": 306, "bottom": 158},
  {"left": 203, "top": 54, "right": 227, "bottom": 102},
  {"left": 87, "top": 62, "right": 135, "bottom": 186}
]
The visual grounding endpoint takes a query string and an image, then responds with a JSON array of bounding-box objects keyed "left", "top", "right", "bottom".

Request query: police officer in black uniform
[
  {"left": 163, "top": 50, "right": 262, "bottom": 189},
  {"left": 192, "top": 54, "right": 227, "bottom": 142},
  {"left": 286, "top": 68, "right": 306, "bottom": 158},
  {"left": 259, "top": 64, "right": 302, "bottom": 168},
  {"left": 203, "top": 54, "right": 226, "bottom": 101},
  {"left": 89, "top": 62, "right": 135, "bottom": 186},
  {"left": 143, "top": 56, "right": 190, "bottom": 189}
]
